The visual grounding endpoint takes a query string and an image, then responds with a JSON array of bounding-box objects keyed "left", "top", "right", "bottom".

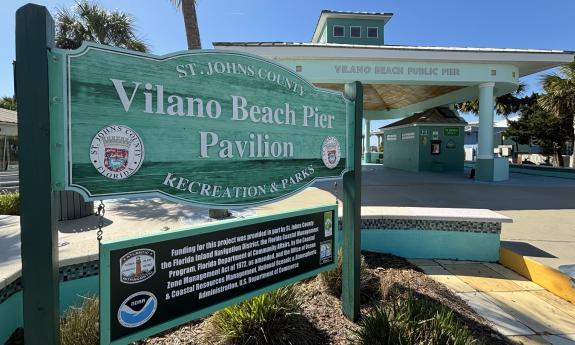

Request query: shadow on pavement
[
  {"left": 315, "top": 165, "right": 575, "bottom": 211},
  {"left": 59, "top": 214, "right": 114, "bottom": 234},
  {"left": 501, "top": 241, "right": 557, "bottom": 259}
]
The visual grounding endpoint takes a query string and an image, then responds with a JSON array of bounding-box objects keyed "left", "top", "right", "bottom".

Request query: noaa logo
[
  {"left": 90, "top": 125, "right": 144, "bottom": 180},
  {"left": 120, "top": 249, "right": 156, "bottom": 284},
  {"left": 321, "top": 136, "right": 341, "bottom": 169},
  {"left": 117, "top": 291, "right": 157, "bottom": 328}
]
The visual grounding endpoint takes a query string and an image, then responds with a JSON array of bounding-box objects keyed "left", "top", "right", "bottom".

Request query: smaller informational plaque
[{"left": 99, "top": 205, "right": 337, "bottom": 345}]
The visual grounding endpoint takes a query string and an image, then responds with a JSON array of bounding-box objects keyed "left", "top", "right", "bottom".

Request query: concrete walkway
[
  {"left": 410, "top": 259, "right": 575, "bottom": 345},
  {"left": 316, "top": 165, "right": 575, "bottom": 301}
]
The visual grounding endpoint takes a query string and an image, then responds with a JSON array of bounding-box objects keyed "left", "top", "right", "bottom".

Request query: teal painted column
[
  {"left": 342, "top": 81, "right": 362, "bottom": 321},
  {"left": 476, "top": 82, "right": 495, "bottom": 181},
  {"left": 364, "top": 119, "right": 371, "bottom": 163},
  {"left": 16, "top": 4, "right": 60, "bottom": 344}
]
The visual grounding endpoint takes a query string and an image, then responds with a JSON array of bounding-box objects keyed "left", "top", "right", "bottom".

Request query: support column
[
  {"left": 342, "top": 81, "right": 362, "bottom": 321},
  {"left": 476, "top": 82, "right": 495, "bottom": 181},
  {"left": 364, "top": 119, "right": 371, "bottom": 163}
]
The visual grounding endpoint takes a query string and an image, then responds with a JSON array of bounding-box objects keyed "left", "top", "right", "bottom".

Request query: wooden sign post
[
  {"left": 15, "top": 4, "right": 60, "bottom": 345},
  {"left": 14, "top": 3, "right": 363, "bottom": 344},
  {"left": 342, "top": 82, "right": 363, "bottom": 321}
]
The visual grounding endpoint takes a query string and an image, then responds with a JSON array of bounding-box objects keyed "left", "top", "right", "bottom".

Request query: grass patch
[
  {"left": 208, "top": 284, "right": 320, "bottom": 345},
  {"left": 0, "top": 192, "right": 19, "bottom": 215},
  {"left": 353, "top": 291, "right": 484, "bottom": 345},
  {"left": 319, "top": 248, "right": 379, "bottom": 300},
  {"left": 60, "top": 296, "right": 99, "bottom": 345}
]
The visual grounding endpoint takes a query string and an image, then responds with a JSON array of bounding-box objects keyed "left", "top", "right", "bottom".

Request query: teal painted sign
[
  {"left": 99, "top": 205, "right": 337, "bottom": 345},
  {"left": 49, "top": 43, "right": 349, "bottom": 207},
  {"left": 444, "top": 127, "right": 460, "bottom": 136}
]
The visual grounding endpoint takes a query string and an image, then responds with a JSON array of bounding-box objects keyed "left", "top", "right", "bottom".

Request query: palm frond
[{"left": 54, "top": 0, "right": 148, "bottom": 52}]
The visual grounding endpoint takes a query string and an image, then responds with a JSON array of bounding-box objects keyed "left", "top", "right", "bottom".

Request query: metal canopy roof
[
  {"left": 213, "top": 42, "right": 574, "bottom": 119},
  {"left": 213, "top": 42, "right": 574, "bottom": 77}
]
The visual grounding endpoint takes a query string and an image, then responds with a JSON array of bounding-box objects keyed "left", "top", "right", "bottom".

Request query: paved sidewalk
[
  {"left": 499, "top": 209, "right": 575, "bottom": 275},
  {"left": 410, "top": 259, "right": 575, "bottom": 345},
  {"left": 317, "top": 165, "right": 575, "bottom": 303}
]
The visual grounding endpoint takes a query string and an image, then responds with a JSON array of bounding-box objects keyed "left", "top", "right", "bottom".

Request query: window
[
  {"left": 333, "top": 25, "right": 344, "bottom": 37},
  {"left": 367, "top": 27, "right": 378, "bottom": 38},
  {"left": 431, "top": 140, "right": 441, "bottom": 155},
  {"left": 350, "top": 26, "right": 361, "bottom": 38}
]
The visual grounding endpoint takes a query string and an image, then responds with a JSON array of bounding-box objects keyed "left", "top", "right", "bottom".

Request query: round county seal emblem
[
  {"left": 90, "top": 125, "right": 144, "bottom": 180},
  {"left": 321, "top": 136, "right": 341, "bottom": 169}
]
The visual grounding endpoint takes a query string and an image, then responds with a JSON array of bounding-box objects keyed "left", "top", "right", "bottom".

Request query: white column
[
  {"left": 478, "top": 83, "right": 495, "bottom": 160},
  {"left": 364, "top": 119, "right": 371, "bottom": 163}
]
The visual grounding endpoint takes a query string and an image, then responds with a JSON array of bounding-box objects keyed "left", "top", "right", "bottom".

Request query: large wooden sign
[
  {"left": 16, "top": 5, "right": 362, "bottom": 345},
  {"left": 100, "top": 205, "right": 337, "bottom": 345},
  {"left": 49, "top": 43, "right": 349, "bottom": 207}
]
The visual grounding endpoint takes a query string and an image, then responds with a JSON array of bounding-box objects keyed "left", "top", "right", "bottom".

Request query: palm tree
[
  {"left": 55, "top": 0, "right": 148, "bottom": 52},
  {"left": 0, "top": 96, "right": 16, "bottom": 111},
  {"left": 539, "top": 62, "right": 575, "bottom": 167},
  {"left": 52, "top": 1, "right": 148, "bottom": 220},
  {"left": 170, "top": 0, "right": 201, "bottom": 49},
  {"left": 456, "top": 83, "right": 527, "bottom": 116}
]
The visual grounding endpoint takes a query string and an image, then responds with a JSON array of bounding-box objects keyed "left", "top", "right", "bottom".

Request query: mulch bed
[
  {"left": 5, "top": 252, "right": 512, "bottom": 345},
  {"left": 138, "top": 252, "right": 511, "bottom": 345}
]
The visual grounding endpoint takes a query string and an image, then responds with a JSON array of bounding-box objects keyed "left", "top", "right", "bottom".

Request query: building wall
[
  {"left": 319, "top": 26, "right": 327, "bottom": 43},
  {"left": 418, "top": 125, "right": 465, "bottom": 172},
  {"left": 325, "top": 18, "right": 385, "bottom": 45},
  {"left": 382, "top": 126, "right": 419, "bottom": 172}
]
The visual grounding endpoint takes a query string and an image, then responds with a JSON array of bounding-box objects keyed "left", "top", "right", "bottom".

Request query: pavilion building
[{"left": 213, "top": 10, "right": 573, "bottom": 181}]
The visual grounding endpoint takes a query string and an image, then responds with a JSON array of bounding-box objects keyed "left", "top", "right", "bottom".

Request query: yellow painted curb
[{"left": 500, "top": 247, "right": 575, "bottom": 304}]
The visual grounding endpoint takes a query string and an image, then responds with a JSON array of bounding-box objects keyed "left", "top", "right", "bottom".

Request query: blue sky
[{"left": 1, "top": 0, "right": 574, "bottom": 127}]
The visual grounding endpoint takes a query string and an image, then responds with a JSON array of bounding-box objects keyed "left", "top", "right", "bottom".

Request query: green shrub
[
  {"left": 0, "top": 192, "right": 19, "bottom": 215},
  {"left": 319, "top": 248, "right": 379, "bottom": 299},
  {"left": 352, "top": 304, "right": 410, "bottom": 345},
  {"left": 209, "top": 285, "right": 316, "bottom": 345},
  {"left": 60, "top": 296, "right": 99, "bottom": 345},
  {"left": 353, "top": 292, "right": 482, "bottom": 345}
]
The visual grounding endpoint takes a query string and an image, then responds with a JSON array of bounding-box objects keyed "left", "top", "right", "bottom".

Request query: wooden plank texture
[
  {"left": 15, "top": 4, "right": 60, "bottom": 345},
  {"left": 51, "top": 44, "right": 350, "bottom": 207}
]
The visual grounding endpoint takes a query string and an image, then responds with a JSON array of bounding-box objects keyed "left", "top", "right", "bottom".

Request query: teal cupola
[{"left": 311, "top": 10, "right": 393, "bottom": 46}]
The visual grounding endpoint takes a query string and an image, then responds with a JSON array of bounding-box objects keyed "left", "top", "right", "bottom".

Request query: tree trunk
[
  {"left": 557, "top": 146, "right": 565, "bottom": 167},
  {"left": 182, "top": 0, "right": 201, "bottom": 49},
  {"left": 181, "top": 0, "right": 224, "bottom": 218},
  {"left": 571, "top": 115, "right": 575, "bottom": 168}
]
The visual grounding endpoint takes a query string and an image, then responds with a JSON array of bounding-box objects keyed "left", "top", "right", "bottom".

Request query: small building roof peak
[
  {"left": 381, "top": 108, "right": 467, "bottom": 130},
  {"left": 312, "top": 10, "right": 393, "bottom": 43},
  {"left": 320, "top": 9, "right": 394, "bottom": 17}
]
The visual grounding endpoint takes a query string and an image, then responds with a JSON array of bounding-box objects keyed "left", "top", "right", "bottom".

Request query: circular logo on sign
[
  {"left": 321, "top": 136, "right": 341, "bottom": 169},
  {"left": 90, "top": 125, "right": 144, "bottom": 180},
  {"left": 117, "top": 291, "right": 157, "bottom": 328},
  {"left": 120, "top": 249, "right": 156, "bottom": 284}
]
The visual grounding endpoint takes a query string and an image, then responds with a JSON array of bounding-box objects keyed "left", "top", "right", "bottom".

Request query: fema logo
[
  {"left": 118, "top": 291, "right": 157, "bottom": 328},
  {"left": 120, "top": 249, "right": 156, "bottom": 284},
  {"left": 321, "top": 136, "right": 341, "bottom": 169},
  {"left": 90, "top": 125, "right": 144, "bottom": 180}
]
